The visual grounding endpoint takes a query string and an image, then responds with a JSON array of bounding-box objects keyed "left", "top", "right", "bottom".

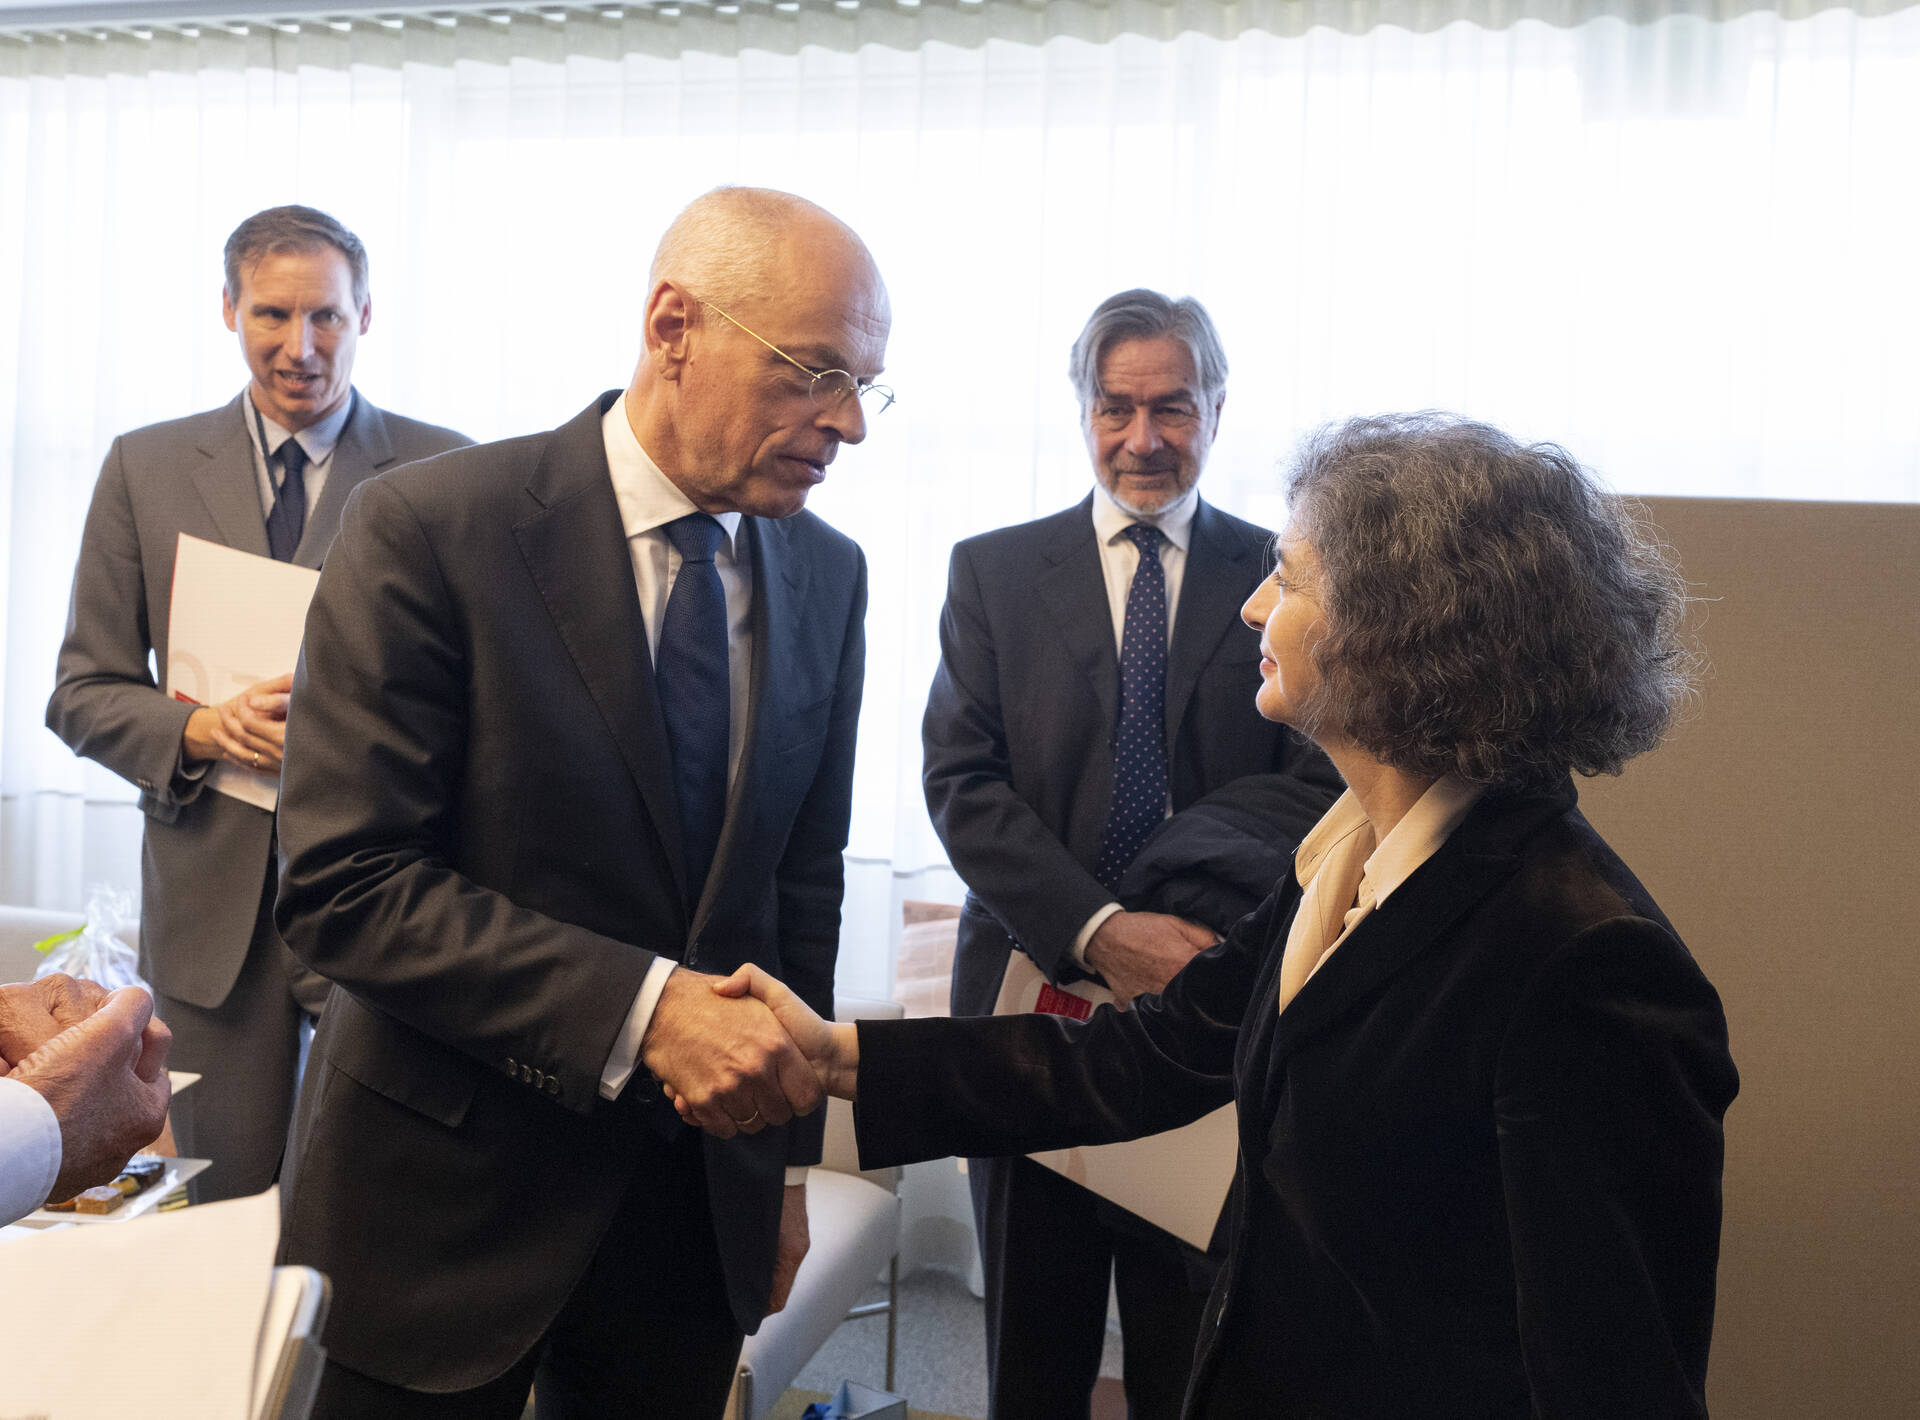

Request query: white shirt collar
[
  {"left": 1091, "top": 482, "right": 1198, "bottom": 553},
  {"left": 1294, "top": 773, "right": 1484, "bottom": 907},
  {"left": 601, "top": 393, "right": 743, "bottom": 553},
  {"left": 247, "top": 388, "right": 353, "bottom": 465}
]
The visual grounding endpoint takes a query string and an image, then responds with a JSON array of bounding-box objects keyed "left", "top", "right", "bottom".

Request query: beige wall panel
[{"left": 1576, "top": 496, "right": 1920, "bottom": 1419}]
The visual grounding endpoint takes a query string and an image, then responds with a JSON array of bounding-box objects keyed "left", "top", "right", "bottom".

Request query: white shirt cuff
[
  {"left": 1070, "top": 902, "right": 1125, "bottom": 970},
  {"left": 0, "top": 1076, "right": 62, "bottom": 1225},
  {"left": 785, "top": 1167, "right": 810, "bottom": 1187},
  {"left": 598, "top": 957, "right": 678, "bottom": 1101}
]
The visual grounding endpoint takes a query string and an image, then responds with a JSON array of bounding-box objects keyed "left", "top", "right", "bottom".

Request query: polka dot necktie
[
  {"left": 1095, "top": 523, "right": 1169, "bottom": 892},
  {"left": 657, "top": 513, "right": 731, "bottom": 908}
]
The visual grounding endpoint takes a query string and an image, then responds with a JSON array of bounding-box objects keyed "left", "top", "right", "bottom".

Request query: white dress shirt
[
  {"left": 241, "top": 389, "right": 351, "bottom": 522},
  {"left": 593, "top": 399, "right": 803, "bottom": 1176},
  {"left": 0, "top": 1076, "right": 60, "bottom": 1226},
  {"left": 1072, "top": 484, "right": 1201, "bottom": 965}
]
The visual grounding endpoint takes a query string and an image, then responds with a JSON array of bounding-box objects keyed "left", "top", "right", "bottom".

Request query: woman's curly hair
[{"left": 1285, "top": 413, "right": 1696, "bottom": 788}]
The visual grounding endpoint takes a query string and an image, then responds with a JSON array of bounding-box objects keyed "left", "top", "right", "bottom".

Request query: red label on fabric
[{"left": 1034, "top": 983, "right": 1094, "bottom": 1021}]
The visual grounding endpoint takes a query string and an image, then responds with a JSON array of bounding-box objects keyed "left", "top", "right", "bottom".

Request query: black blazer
[
  {"left": 273, "top": 394, "right": 867, "bottom": 1390},
  {"left": 922, "top": 494, "right": 1340, "bottom": 1015},
  {"left": 855, "top": 779, "right": 1738, "bottom": 1418}
]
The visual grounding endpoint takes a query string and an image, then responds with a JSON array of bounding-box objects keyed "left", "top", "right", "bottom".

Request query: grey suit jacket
[
  {"left": 45, "top": 390, "right": 470, "bottom": 1008},
  {"left": 923, "top": 494, "right": 1343, "bottom": 1018}
]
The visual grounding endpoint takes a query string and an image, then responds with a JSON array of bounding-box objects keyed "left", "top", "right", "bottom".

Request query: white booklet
[
  {"left": 165, "top": 533, "right": 321, "bottom": 812},
  {"left": 994, "top": 952, "right": 1238, "bottom": 1251},
  {"left": 0, "top": 1187, "right": 282, "bottom": 1418}
]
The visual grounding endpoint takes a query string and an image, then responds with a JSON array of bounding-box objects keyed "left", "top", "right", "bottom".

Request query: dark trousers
[
  {"left": 159, "top": 856, "right": 330, "bottom": 1203},
  {"left": 970, "top": 1153, "right": 1214, "bottom": 1420},
  {"left": 311, "top": 1129, "right": 743, "bottom": 1419}
]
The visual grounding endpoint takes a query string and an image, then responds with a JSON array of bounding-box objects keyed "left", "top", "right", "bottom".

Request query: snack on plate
[
  {"left": 42, "top": 1194, "right": 78, "bottom": 1213},
  {"left": 120, "top": 1155, "right": 166, "bottom": 1191},
  {"left": 121, "top": 1151, "right": 165, "bottom": 1189},
  {"left": 73, "top": 1186, "right": 125, "bottom": 1215}
]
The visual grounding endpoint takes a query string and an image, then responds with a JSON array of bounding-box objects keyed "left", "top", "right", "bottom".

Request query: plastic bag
[{"left": 34, "top": 885, "right": 149, "bottom": 996}]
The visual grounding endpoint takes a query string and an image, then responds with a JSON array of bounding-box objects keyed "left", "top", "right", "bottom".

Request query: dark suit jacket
[
  {"left": 272, "top": 393, "right": 867, "bottom": 1389},
  {"left": 922, "top": 494, "right": 1341, "bottom": 1017},
  {"left": 855, "top": 779, "right": 1739, "bottom": 1419},
  {"left": 45, "top": 390, "right": 469, "bottom": 1008}
]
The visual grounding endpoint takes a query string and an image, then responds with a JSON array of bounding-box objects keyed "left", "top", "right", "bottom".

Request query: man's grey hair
[
  {"left": 224, "top": 205, "right": 369, "bottom": 308},
  {"left": 650, "top": 186, "right": 859, "bottom": 312},
  {"left": 1068, "top": 289, "right": 1229, "bottom": 409}
]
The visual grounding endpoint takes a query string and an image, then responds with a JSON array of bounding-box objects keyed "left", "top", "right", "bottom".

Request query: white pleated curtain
[{"left": 2, "top": 0, "right": 1916, "bottom": 994}]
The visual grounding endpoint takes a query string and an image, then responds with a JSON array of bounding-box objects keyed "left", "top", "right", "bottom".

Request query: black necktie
[
  {"left": 657, "top": 514, "right": 731, "bottom": 908},
  {"left": 1095, "top": 523, "right": 1170, "bottom": 891},
  {"left": 266, "top": 438, "right": 308, "bottom": 562}
]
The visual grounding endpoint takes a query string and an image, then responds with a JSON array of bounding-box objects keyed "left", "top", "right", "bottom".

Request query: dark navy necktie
[
  {"left": 1095, "top": 523, "right": 1169, "bottom": 891},
  {"left": 657, "top": 514, "right": 731, "bottom": 908},
  {"left": 265, "top": 437, "right": 308, "bottom": 562}
]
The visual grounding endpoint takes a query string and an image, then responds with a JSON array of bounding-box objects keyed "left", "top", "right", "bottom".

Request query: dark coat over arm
[{"left": 922, "top": 494, "right": 1341, "bottom": 1015}]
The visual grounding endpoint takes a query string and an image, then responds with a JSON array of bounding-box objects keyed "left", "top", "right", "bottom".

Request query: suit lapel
[
  {"left": 1253, "top": 785, "right": 1576, "bottom": 1101},
  {"left": 513, "top": 395, "right": 689, "bottom": 910},
  {"left": 690, "top": 515, "right": 808, "bottom": 938},
  {"left": 190, "top": 395, "right": 273, "bottom": 557},
  {"left": 1167, "top": 499, "right": 1264, "bottom": 744},
  {"left": 1036, "top": 496, "right": 1119, "bottom": 731},
  {"left": 298, "top": 390, "right": 392, "bottom": 569}
]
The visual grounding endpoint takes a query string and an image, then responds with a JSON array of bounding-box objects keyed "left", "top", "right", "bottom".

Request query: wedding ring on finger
[
  {"left": 251, "top": 750, "right": 261, "bottom": 770},
  {"left": 729, "top": 1107, "right": 761, "bottom": 1128}
]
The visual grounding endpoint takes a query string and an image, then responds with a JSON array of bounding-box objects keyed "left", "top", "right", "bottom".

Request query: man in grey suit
[
  {"left": 45, "top": 206, "right": 469, "bottom": 1202},
  {"left": 922, "top": 290, "right": 1342, "bottom": 1419}
]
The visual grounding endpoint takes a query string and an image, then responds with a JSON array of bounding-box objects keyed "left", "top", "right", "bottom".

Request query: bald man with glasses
[{"left": 272, "top": 187, "right": 891, "bottom": 1417}]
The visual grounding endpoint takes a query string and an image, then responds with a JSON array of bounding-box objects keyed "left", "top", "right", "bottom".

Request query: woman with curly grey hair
[{"left": 708, "top": 413, "right": 1739, "bottom": 1419}]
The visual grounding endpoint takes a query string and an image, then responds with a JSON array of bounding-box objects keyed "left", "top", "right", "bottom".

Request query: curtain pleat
[{"left": 2, "top": 3, "right": 1916, "bottom": 998}]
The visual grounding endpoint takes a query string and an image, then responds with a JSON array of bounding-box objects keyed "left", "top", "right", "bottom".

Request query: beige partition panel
[{"left": 1576, "top": 497, "right": 1919, "bottom": 1419}]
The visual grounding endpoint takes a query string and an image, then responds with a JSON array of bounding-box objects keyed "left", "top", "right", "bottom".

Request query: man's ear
[
  {"left": 222, "top": 284, "right": 239, "bottom": 334},
  {"left": 358, "top": 296, "right": 373, "bottom": 336},
  {"left": 645, "top": 282, "right": 697, "bottom": 381}
]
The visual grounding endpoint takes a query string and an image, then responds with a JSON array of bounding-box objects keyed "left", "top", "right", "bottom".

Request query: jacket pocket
[{"left": 322, "top": 990, "right": 479, "bottom": 1129}]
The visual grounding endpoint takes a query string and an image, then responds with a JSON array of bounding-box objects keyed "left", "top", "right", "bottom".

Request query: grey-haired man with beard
[{"left": 922, "top": 289, "right": 1341, "bottom": 1418}]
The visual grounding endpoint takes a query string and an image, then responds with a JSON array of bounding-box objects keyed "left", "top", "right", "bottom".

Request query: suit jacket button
[
  {"left": 505, "top": 1057, "right": 517, "bottom": 1075},
  {"left": 531, "top": 1068, "right": 545, "bottom": 1088},
  {"left": 520, "top": 1064, "right": 534, "bottom": 1083},
  {"left": 545, "top": 1077, "right": 561, "bottom": 1098}
]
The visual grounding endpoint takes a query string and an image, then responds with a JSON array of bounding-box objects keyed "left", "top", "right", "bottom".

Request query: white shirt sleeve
[
  {"left": 1070, "top": 902, "right": 1126, "bottom": 970},
  {"left": 0, "top": 1076, "right": 62, "bottom": 1225},
  {"left": 599, "top": 957, "right": 678, "bottom": 1101}
]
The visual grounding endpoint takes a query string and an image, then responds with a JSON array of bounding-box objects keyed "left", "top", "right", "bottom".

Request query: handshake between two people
[
  {"left": 638, "top": 966, "right": 858, "bottom": 1140},
  {"left": 0, "top": 974, "right": 173, "bottom": 1205}
]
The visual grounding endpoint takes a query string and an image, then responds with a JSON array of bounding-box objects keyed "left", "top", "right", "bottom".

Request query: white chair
[{"left": 724, "top": 994, "right": 903, "bottom": 1420}]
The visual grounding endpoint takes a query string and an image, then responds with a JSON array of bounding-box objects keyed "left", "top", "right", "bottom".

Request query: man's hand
[
  {"left": 1084, "top": 911, "right": 1219, "bottom": 1008},
  {"left": 4, "top": 986, "right": 172, "bottom": 1204},
  {"left": 768, "top": 1182, "right": 810, "bottom": 1314},
  {"left": 0, "top": 973, "right": 111, "bottom": 1068},
  {"left": 640, "top": 969, "right": 823, "bottom": 1139},
  {"left": 707, "top": 966, "right": 859, "bottom": 1100},
  {"left": 182, "top": 671, "right": 294, "bottom": 771}
]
